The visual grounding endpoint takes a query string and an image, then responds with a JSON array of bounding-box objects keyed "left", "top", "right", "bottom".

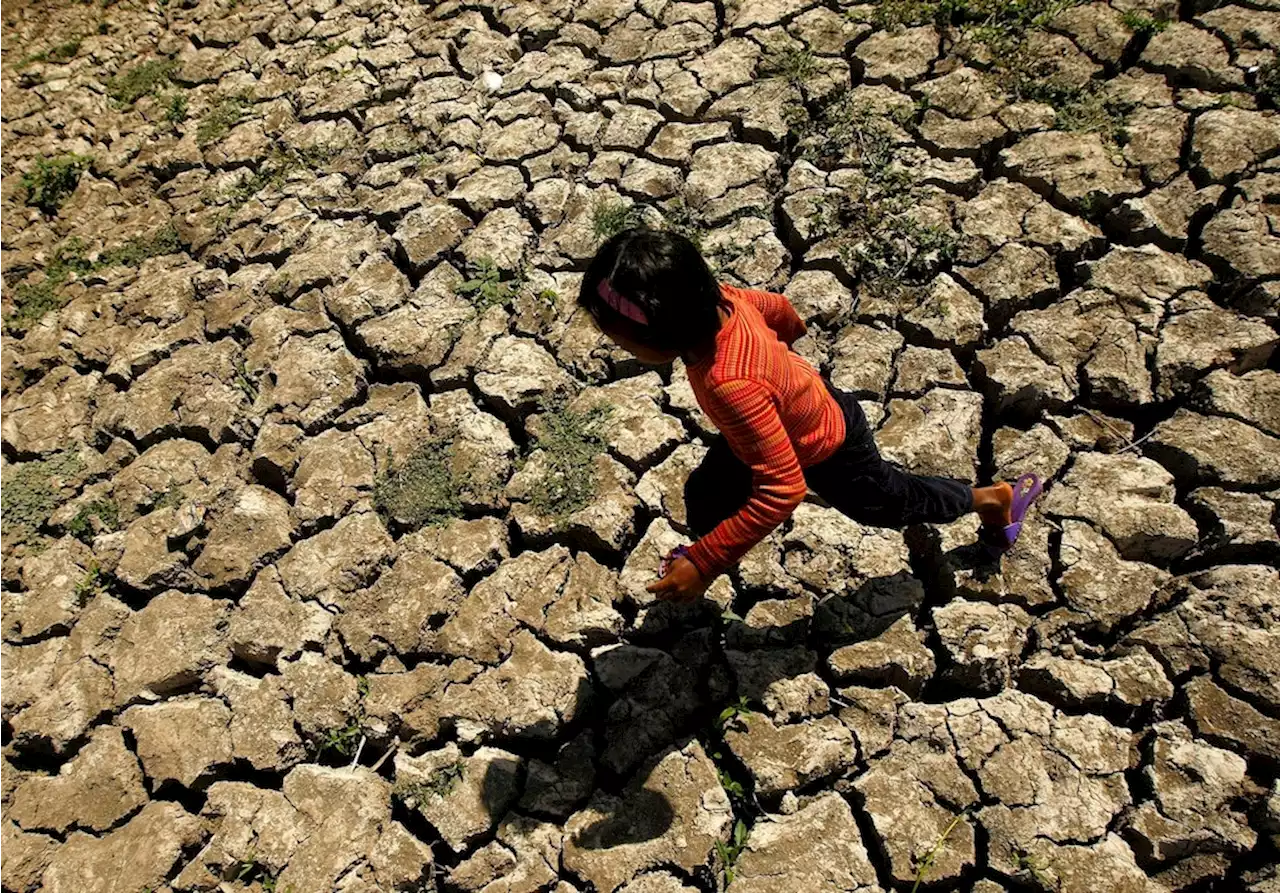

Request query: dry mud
[{"left": 2, "top": 0, "right": 1280, "bottom": 892}]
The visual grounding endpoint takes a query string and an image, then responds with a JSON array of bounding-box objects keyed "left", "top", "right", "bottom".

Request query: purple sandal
[
  {"left": 660, "top": 545, "right": 691, "bottom": 578},
  {"left": 981, "top": 472, "right": 1043, "bottom": 559}
]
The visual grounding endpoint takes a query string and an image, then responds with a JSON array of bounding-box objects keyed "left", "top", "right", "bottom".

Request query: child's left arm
[{"left": 731, "top": 286, "right": 807, "bottom": 346}]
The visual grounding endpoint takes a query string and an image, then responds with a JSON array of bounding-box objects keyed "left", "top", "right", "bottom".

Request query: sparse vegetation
[
  {"left": 1120, "top": 9, "right": 1169, "bottom": 36},
  {"left": 165, "top": 91, "right": 189, "bottom": 125},
  {"left": 16, "top": 38, "right": 82, "bottom": 69},
  {"left": 1013, "top": 851, "right": 1056, "bottom": 888},
  {"left": 455, "top": 258, "right": 524, "bottom": 309},
  {"left": 208, "top": 145, "right": 343, "bottom": 234},
  {"left": 591, "top": 197, "right": 647, "bottom": 242},
  {"left": 67, "top": 498, "right": 120, "bottom": 543},
  {"left": 761, "top": 43, "right": 818, "bottom": 89},
  {"left": 911, "top": 810, "right": 969, "bottom": 892},
  {"left": 5, "top": 227, "right": 183, "bottom": 334},
  {"left": 196, "top": 93, "right": 252, "bottom": 147},
  {"left": 21, "top": 153, "right": 92, "bottom": 214},
  {"left": 1, "top": 452, "right": 87, "bottom": 550},
  {"left": 526, "top": 399, "right": 612, "bottom": 520},
  {"left": 394, "top": 761, "right": 466, "bottom": 804},
  {"left": 5, "top": 240, "right": 90, "bottom": 332},
  {"left": 373, "top": 439, "right": 464, "bottom": 529},
  {"left": 99, "top": 224, "right": 183, "bottom": 268},
  {"left": 152, "top": 484, "right": 186, "bottom": 512},
  {"left": 714, "top": 819, "right": 749, "bottom": 885},
  {"left": 716, "top": 696, "right": 754, "bottom": 734},
  {"left": 74, "top": 564, "right": 107, "bottom": 604},
  {"left": 107, "top": 58, "right": 175, "bottom": 105}
]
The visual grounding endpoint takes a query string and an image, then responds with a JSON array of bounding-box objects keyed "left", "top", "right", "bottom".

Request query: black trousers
[{"left": 685, "top": 383, "right": 974, "bottom": 538}]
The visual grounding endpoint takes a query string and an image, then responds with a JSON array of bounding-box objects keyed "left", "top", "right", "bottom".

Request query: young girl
[{"left": 578, "top": 228, "right": 1043, "bottom": 602}]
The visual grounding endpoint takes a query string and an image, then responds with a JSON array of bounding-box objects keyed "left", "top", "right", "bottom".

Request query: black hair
[{"left": 577, "top": 227, "right": 724, "bottom": 354}]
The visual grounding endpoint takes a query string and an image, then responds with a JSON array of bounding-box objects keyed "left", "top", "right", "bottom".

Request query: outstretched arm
[{"left": 683, "top": 378, "right": 806, "bottom": 581}]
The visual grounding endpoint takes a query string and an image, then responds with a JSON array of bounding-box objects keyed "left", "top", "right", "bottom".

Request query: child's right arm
[{"left": 726, "top": 285, "right": 807, "bottom": 346}]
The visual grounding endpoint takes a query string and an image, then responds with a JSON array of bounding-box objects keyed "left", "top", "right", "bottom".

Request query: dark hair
[{"left": 578, "top": 227, "right": 723, "bottom": 353}]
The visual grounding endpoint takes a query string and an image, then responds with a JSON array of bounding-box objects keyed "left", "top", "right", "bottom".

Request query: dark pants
[{"left": 685, "top": 384, "right": 974, "bottom": 538}]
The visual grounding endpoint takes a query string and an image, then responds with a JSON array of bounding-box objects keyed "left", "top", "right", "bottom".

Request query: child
[{"left": 578, "top": 228, "right": 1043, "bottom": 602}]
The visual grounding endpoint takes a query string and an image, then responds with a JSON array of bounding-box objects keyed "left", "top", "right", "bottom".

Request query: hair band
[{"left": 597, "top": 278, "right": 649, "bottom": 325}]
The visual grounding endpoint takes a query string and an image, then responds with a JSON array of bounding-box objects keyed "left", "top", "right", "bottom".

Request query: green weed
[
  {"left": 1, "top": 452, "right": 87, "bottom": 550},
  {"left": 164, "top": 91, "right": 188, "bottom": 125},
  {"left": 526, "top": 400, "right": 612, "bottom": 520},
  {"left": 5, "top": 227, "right": 182, "bottom": 333},
  {"left": 16, "top": 38, "right": 81, "bottom": 69},
  {"left": 74, "top": 564, "right": 107, "bottom": 605},
  {"left": 5, "top": 238, "right": 89, "bottom": 332},
  {"left": 107, "top": 58, "right": 175, "bottom": 105},
  {"left": 1120, "top": 10, "right": 1169, "bottom": 36},
  {"left": 21, "top": 153, "right": 92, "bottom": 214},
  {"left": 911, "top": 809, "right": 969, "bottom": 892},
  {"left": 455, "top": 258, "right": 523, "bottom": 309},
  {"left": 716, "top": 696, "right": 754, "bottom": 734},
  {"left": 1013, "top": 851, "right": 1057, "bottom": 889},
  {"left": 591, "top": 197, "right": 647, "bottom": 243},
  {"left": 196, "top": 93, "right": 252, "bottom": 147},
  {"left": 373, "top": 439, "right": 464, "bottom": 529},
  {"left": 67, "top": 498, "right": 119, "bottom": 543},
  {"left": 232, "top": 357, "right": 259, "bottom": 404},
  {"left": 394, "top": 761, "right": 466, "bottom": 804},
  {"left": 714, "top": 819, "right": 749, "bottom": 885},
  {"left": 660, "top": 196, "right": 705, "bottom": 249},
  {"left": 98, "top": 224, "right": 183, "bottom": 268},
  {"left": 761, "top": 44, "right": 818, "bottom": 89},
  {"left": 151, "top": 484, "right": 186, "bottom": 511}
]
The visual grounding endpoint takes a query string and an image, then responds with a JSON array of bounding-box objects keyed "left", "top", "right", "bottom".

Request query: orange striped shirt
[{"left": 685, "top": 284, "right": 847, "bottom": 579}]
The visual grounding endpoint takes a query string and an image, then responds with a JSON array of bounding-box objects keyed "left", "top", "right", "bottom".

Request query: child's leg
[{"left": 806, "top": 387, "right": 1009, "bottom": 529}]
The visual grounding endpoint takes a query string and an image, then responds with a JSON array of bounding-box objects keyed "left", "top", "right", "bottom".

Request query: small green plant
[
  {"left": 1120, "top": 9, "right": 1169, "bottom": 36},
  {"left": 98, "top": 224, "right": 183, "bottom": 268},
  {"left": 196, "top": 93, "right": 252, "bottom": 147},
  {"left": 454, "top": 258, "right": 523, "bottom": 309},
  {"left": 911, "top": 810, "right": 969, "bottom": 892},
  {"left": 373, "top": 439, "right": 465, "bottom": 529},
  {"left": 526, "top": 400, "right": 612, "bottom": 520},
  {"left": 66, "top": 498, "right": 120, "bottom": 543},
  {"left": 591, "top": 197, "right": 647, "bottom": 242},
  {"left": 761, "top": 44, "right": 818, "bottom": 89},
  {"left": 74, "top": 564, "right": 107, "bottom": 605},
  {"left": 16, "top": 38, "right": 81, "bottom": 69},
  {"left": 1, "top": 452, "right": 87, "bottom": 550},
  {"left": 1257, "top": 56, "right": 1280, "bottom": 107},
  {"left": 6, "top": 237, "right": 90, "bottom": 330},
  {"left": 714, "top": 819, "right": 749, "bottom": 885},
  {"left": 21, "top": 153, "right": 92, "bottom": 214},
  {"left": 1013, "top": 851, "right": 1056, "bottom": 888},
  {"left": 164, "top": 91, "right": 189, "bottom": 125},
  {"left": 717, "top": 766, "right": 746, "bottom": 803},
  {"left": 232, "top": 357, "right": 259, "bottom": 403},
  {"left": 152, "top": 484, "right": 185, "bottom": 511},
  {"left": 107, "top": 58, "right": 175, "bottom": 105},
  {"left": 716, "top": 696, "right": 754, "bottom": 734},
  {"left": 660, "top": 196, "right": 705, "bottom": 249}
]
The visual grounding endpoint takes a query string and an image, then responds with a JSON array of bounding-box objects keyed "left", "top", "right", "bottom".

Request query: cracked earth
[{"left": 2, "top": 0, "right": 1279, "bottom": 891}]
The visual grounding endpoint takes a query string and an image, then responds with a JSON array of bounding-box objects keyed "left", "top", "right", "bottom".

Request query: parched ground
[{"left": 2, "top": 0, "right": 1280, "bottom": 891}]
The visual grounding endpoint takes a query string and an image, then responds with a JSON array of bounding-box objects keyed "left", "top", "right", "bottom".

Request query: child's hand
[{"left": 646, "top": 556, "right": 708, "bottom": 602}]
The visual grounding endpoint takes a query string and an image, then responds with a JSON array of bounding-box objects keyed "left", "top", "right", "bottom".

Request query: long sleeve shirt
[{"left": 684, "top": 284, "right": 847, "bottom": 579}]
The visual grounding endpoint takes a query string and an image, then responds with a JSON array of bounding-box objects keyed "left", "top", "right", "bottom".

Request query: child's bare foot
[{"left": 972, "top": 482, "right": 1013, "bottom": 528}]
